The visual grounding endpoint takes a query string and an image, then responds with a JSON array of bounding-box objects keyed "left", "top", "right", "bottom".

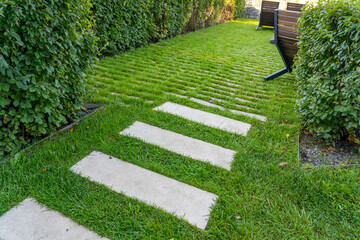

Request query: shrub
[
  {"left": 91, "top": 0, "right": 152, "bottom": 55},
  {"left": 234, "top": 0, "right": 246, "bottom": 19},
  {"left": 0, "top": 0, "right": 97, "bottom": 157},
  {"left": 93, "top": 0, "right": 245, "bottom": 55},
  {"left": 295, "top": 0, "right": 360, "bottom": 143},
  {"left": 92, "top": 0, "right": 187, "bottom": 54}
]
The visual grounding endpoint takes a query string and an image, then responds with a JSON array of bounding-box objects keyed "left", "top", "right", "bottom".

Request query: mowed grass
[{"left": 1, "top": 19, "right": 360, "bottom": 239}]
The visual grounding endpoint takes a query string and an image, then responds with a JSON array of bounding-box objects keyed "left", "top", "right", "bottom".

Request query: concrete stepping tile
[
  {"left": 153, "top": 102, "right": 251, "bottom": 136},
  {"left": 234, "top": 97, "right": 251, "bottom": 103},
  {"left": 169, "top": 93, "right": 188, "bottom": 98},
  {"left": 189, "top": 97, "right": 266, "bottom": 121},
  {"left": 71, "top": 151, "right": 218, "bottom": 230},
  {"left": 120, "top": 121, "right": 235, "bottom": 170},
  {"left": 0, "top": 198, "right": 107, "bottom": 240},
  {"left": 230, "top": 109, "right": 267, "bottom": 122},
  {"left": 189, "top": 97, "right": 225, "bottom": 110}
]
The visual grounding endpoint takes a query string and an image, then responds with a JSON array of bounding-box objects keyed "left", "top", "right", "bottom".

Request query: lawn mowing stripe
[
  {"left": 96, "top": 59, "right": 286, "bottom": 99},
  {"left": 120, "top": 121, "right": 236, "bottom": 170},
  {"left": 95, "top": 71, "right": 275, "bottom": 112},
  {"left": 96, "top": 74, "right": 190, "bottom": 94},
  {"left": 95, "top": 64, "right": 200, "bottom": 90},
  {"left": 0, "top": 198, "right": 107, "bottom": 240},
  {"left": 154, "top": 102, "right": 251, "bottom": 135},
  {"left": 121, "top": 47, "right": 281, "bottom": 78},
  {"left": 71, "top": 151, "right": 218, "bottom": 230},
  {"left": 96, "top": 61, "right": 206, "bottom": 89},
  {"left": 93, "top": 73, "right": 166, "bottom": 96},
  {"left": 97, "top": 55, "right": 276, "bottom": 92},
  {"left": 96, "top": 91, "right": 144, "bottom": 105}
]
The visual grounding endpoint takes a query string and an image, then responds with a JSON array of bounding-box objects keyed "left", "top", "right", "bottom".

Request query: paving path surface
[
  {"left": 71, "top": 151, "right": 218, "bottom": 230},
  {"left": 154, "top": 102, "right": 252, "bottom": 135},
  {"left": 0, "top": 198, "right": 107, "bottom": 240},
  {"left": 189, "top": 97, "right": 267, "bottom": 121},
  {"left": 120, "top": 121, "right": 236, "bottom": 170},
  {"left": 1, "top": 101, "right": 260, "bottom": 235}
]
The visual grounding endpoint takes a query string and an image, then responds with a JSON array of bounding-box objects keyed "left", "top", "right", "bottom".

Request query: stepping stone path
[
  {"left": 229, "top": 109, "right": 267, "bottom": 122},
  {"left": 0, "top": 198, "right": 107, "bottom": 240},
  {"left": 190, "top": 97, "right": 225, "bottom": 110},
  {"left": 71, "top": 151, "right": 218, "bottom": 230},
  {"left": 189, "top": 97, "right": 267, "bottom": 122},
  {"left": 1, "top": 100, "right": 258, "bottom": 235},
  {"left": 120, "top": 121, "right": 235, "bottom": 170},
  {"left": 154, "top": 102, "right": 251, "bottom": 135}
]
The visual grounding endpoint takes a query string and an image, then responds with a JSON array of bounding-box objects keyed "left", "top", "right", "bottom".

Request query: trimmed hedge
[
  {"left": 295, "top": 0, "right": 360, "bottom": 143},
  {"left": 0, "top": 0, "right": 97, "bottom": 157},
  {"left": 0, "top": 0, "right": 245, "bottom": 158},
  {"left": 93, "top": 0, "right": 245, "bottom": 55}
]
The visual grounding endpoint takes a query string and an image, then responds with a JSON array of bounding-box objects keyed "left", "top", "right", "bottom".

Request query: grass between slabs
[{"left": 1, "top": 19, "right": 360, "bottom": 239}]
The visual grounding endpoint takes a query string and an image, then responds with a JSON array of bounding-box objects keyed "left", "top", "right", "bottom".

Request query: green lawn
[{"left": 1, "top": 19, "right": 359, "bottom": 239}]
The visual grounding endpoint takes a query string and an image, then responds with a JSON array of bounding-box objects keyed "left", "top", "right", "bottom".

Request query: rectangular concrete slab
[
  {"left": 71, "top": 151, "right": 218, "bottom": 230},
  {"left": 230, "top": 109, "right": 267, "bottom": 122},
  {"left": 190, "top": 97, "right": 225, "bottom": 110},
  {"left": 0, "top": 198, "right": 107, "bottom": 240},
  {"left": 120, "top": 121, "right": 235, "bottom": 170},
  {"left": 190, "top": 98, "right": 266, "bottom": 122},
  {"left": 153, "top": 102, "right": 251, "bottom": 136}
]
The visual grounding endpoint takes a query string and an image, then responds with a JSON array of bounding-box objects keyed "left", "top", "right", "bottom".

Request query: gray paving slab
[
  {"left": 153, "top": 102, "right": 251, "bottom": 135},
  {"left": 234, "top": 97, "right": 251, "bottom": 103},
  {"left": 71, "top": 151, "right": 218, "bottom": 230},
  {"left": 189, "top": 97, "right": 266, "bottom": 121},
  {"left": 189, "top": 97, "right": 225, "bottom": 110},
  {"left": 170, "top": 93, "right": 188, "bottom": 98},
  {"left": 120, "top": 121, "right": 235, "bottom": 170},
  {"left": 230, "top": 109, "right": 267, "bottom": 122},
  {"left": 0, "top": 198, "right": 107, "bottom": 240}
]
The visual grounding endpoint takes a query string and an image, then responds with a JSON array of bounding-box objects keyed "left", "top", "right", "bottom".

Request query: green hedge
[
  {"left": 93, "top": 0, "right": 245, "bottom": 55},
  {"left": 295, "top": 0, "right": 360, "bottom": 143},
  {"left": 0, "top": 0, "right": 245, "bottom": 158},
  {"left": 0, "top": 0, "right": 97, "bottom": 157}
]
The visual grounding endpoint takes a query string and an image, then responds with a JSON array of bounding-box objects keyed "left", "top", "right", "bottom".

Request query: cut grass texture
[{"left": 1, "top": 19, "right": 360, "bottom": 239}]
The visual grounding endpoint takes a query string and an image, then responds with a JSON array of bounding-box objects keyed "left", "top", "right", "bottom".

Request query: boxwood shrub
[
  {"left": 0, "top": 0, "right": 97, "bottom": 157},
  {"left": 295, "top": 0, "right": 360, "bottom": 143}
]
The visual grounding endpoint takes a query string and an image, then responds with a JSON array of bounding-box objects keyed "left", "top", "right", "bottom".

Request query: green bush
[
  {"left": 234, "top": 0, "right": 246, "bottom": 19},
  {"left": 0, "top": 0, "right": 97, "bottom": 157},
  {"left": 91, "top": 0, "right": 152, "bottom": 54},
  {"left": 295, "top": 0, "right": 360, "bottom": 143},
  {"left": 93, "top": 0, "right": 244, "bottom": 55}
]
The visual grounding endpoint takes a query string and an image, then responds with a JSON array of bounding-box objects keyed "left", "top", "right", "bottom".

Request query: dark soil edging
[
  {"left": 299, "top": 132, "right": 360, "bottom": 168},
  {"left": 0, "top": 104, "right": 106, "bottom": 164}
]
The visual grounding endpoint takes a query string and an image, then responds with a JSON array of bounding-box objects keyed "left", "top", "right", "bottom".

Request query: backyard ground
[{"left": 0, "top": 19, "right": 359, "bottom": 239}]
